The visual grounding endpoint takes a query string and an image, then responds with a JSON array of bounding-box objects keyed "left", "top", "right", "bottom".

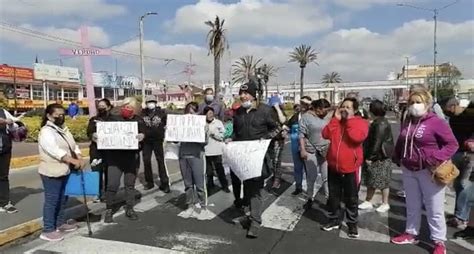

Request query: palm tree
[
  {"left": 231, "top": 55, "right": 262, "bottom": 85},
  {"left": 258, "top": 63, "right": 277, "bottom": 99},
  {"left": 205, "top": 16, "right": 227, "bottom": 94},
  {"left": 322, "top": 72, "right": 342, "bottom": 85},
  {"left": 289, "top": 44, "right": 318, "bottom": 96}
]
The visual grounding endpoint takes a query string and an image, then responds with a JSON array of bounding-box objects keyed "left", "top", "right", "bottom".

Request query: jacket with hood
[
  {"left": 322, "top": 116, "right": 369, "bottom": 174},
  {"left": 393, "top": 112, "right": 458, "bottom": 171}
]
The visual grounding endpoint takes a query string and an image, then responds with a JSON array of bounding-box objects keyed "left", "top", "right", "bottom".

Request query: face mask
[
  {"left": 409, "top": 103, "right": 427, "bottom": 117},
  {"left": 147, "top": 103, "right": 156, "bottom": 110},
  {"left": 318, "top": 113, "right": 328, "bottom": 119},
  {"left": 52, "top": 116, "right": 65, "bottom": 126},
  {"left": 205, "top": 95, "right": 214, "bottom": 102},
  {"left": 206, "top": 119, "right": 213, "bottom": 123},
  {"left": 98, "top": 108, "right": 107, "bottom": 115},
  {"left": 241, "top": 100, "right": 253, "bottom": 109},
  {"left": 121, "top": 107, "right": 134, "bottom": 119}
]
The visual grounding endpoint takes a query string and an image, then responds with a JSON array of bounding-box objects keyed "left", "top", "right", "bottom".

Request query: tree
[
  {"left": 289, "top": 44, "right": 318, "bottom": 96},
  {"left": 205, "top": 16, "right": 228, "bottom": 94},
  {"left": 231, "top": 55, "right": 262, "bottom": 85},
  {"left": 322, "top": 72, "right": 342, "bottom": 85},
  {"left": 427, "top": 63, "right": 462, "bottom": 100},
  {"left": 258, "top": 63, "right": 277, "bottom": 99}
]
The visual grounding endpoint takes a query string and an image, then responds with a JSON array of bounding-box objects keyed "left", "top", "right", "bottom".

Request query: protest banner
[
  {"left": 164, "top": 143, "right": 180, "bottom": 160},
  {"left": 165, "top": 114, "right": 206, "bottom": 143},
  {"left": 223, "top": 140, "right": 272, "bottom": 181},
  {"left": 96, "top": 121, "right": 138, "bottom": 150}
]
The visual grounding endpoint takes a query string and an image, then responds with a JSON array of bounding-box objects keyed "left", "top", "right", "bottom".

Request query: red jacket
[{"left": 322, "top": 116, "right": 369, "bottom": 174}]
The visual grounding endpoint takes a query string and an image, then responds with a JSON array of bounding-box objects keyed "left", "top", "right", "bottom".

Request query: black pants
[
  {"left": 206, "top": 155, "right": 228, "bottom": 188},
  {"left": 142, "top": 140, "right": 169, "bottom": 187},
  {"left": 231, "top": 170, "right": 243, "bottom": 204},
  {"left": 106, "top": 164, "right": 137, "bottom": 209},
  {"left": 0, "top": 152, "right": 12, "bottom": 206},
  {"left": 90, "top": 149, "right": 107, "bottom": 198},
  {"left": 230, "top": 171, "right": 264, "bottom": 224},
  {"left": 327, "top": 169, "right": 359, "bottom": 225}
]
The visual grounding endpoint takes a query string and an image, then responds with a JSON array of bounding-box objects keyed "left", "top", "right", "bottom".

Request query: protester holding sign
[
  {"left": 178, "top": 102, "right": 209, "bottom": 216},
  {"left": 231, "top": 80, "right": 280, "bottom": 239},
  {"left": 101, "top": 97, "right": 145, "bottom": 223},
  {"left": 142, "top": 95, "right": 170, "bottom": 193}
]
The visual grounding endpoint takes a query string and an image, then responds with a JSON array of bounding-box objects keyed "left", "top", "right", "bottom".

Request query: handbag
[
  {"left": 432, "top": 160, "right": 460, "bottom": 185},
  {"left": 65, "top": 171, "right": 100, "bottom": 196}
]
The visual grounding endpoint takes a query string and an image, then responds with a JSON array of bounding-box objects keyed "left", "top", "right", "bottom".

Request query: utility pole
[
  {"left": 405, "top": 56, "right": 410, "bottom": 90},
  {"left": 139, "top": 12, "right": 157, "bottom": 104},
  {"left": 13, "top": 68, "right": 17, "bottom": 115}
]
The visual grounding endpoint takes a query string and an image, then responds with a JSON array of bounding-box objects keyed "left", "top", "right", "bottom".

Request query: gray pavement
[{"left": 11, "top": 142, "right": 89, "bottom": 158}]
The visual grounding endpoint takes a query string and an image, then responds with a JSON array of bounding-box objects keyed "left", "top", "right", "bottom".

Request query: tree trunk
[
  {"left": 299, "top": 67, "right": 304, "bottom": 98},
  {"left": 214, "top": 56, "right": 220, "bottom": 94}
]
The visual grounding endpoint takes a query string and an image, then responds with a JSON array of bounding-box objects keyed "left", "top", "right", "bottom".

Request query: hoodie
[
  {"left": 394, "top": 112, "right": 458, "bottom": 171},
  {"left": 322, "top": 116, "right": 369, "bottom": 174}
]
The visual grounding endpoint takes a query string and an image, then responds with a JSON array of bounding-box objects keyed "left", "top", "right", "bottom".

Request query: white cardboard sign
[
  {"left": 165, "top": 114, "right": 206, "bottom": 143},
  {"left": 96, "top": 121, "right": 138, "bottom": 150},
  {"left": 223, "top": 140, "right": 271, "bottom": 181}
]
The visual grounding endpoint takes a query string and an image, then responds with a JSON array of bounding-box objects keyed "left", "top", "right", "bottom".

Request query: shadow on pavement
[{"left": 10, "top": 186, "right": 44, "bottom": 204}]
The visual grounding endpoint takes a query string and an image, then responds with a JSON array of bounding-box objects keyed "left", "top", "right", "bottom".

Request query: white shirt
[{"left": 38, "top": 121, "right": 81, "bottom": 161}]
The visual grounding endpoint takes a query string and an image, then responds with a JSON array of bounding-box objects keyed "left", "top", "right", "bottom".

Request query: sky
[{"left": 0, "top": 0, "right": 473, "bottom": 87}]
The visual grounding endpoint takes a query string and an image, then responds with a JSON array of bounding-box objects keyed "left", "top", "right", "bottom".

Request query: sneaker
[
  {"left": 447, "top": 217, "right": 467, "bottom": 230},
  {"left": 144, "top": 184, "right": 155, "bottom": 191},
  {"left": 103, "top": 209, "right": 114, "bottom": 224},
  {"left": 453, "top": 227, "right": 474, "bottom": 240},
  {"left": 40, "top": 231, "right": 64, "bottom": 242},
  {"left": 180, "top": 206, "right": 195, "bottom": 218},
  {"left": 246, "top": 221, "right": 260, "bottom": 239},
  {"left": 321, "top": 221, "right": 341, "bottom": 231},
  {"left": 432, "top": 241, "right": 446, "bottom": 254},
  {"left": 391, "top": 233, "right": 419, "bottom": 245},
  {"left": 57, "top": 223, "right": 78, "bottom": 232},
  {"left": 347, "top": 224, "right": 359, "bottom": 238},
  {"left": 291, "top": 188, "right": 303, "bottom": 196},
  {"left": 358, "top": 201, "right": 374, "bottom": 210},
  {"left": 222, "top": 187, "right": 231, "bottom": 193},
  {"left": 233, "top": 199, "right": 243, "bottom": 210},
  {"left": 396, "top": 190, "right": 406, "bottom": 198},
  {"left": 159, "top": 184, "right": 170, "bottom": 193},
  {"left": 0, "top": 202, "right": 18, "bottom": 214},
  {"left": 125, "top": 208, "right": 139, "bottom": 221},
  {"left": 376, "top": 203, "right": 390, "bottom": 213}
]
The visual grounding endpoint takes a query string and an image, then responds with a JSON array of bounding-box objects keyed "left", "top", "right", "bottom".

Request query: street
[{"left": 1, "top": 119, "right": 473, "bottom": 254}]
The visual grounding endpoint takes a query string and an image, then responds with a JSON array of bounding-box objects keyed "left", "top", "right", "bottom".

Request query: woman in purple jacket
[{"left": 391, "top": 89, "right": 458, "bottom": 254}]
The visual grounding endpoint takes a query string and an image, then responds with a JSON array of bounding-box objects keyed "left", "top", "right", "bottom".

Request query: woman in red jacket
[{"left": 320, "top": 97, "right": 369, "bottom": 239}]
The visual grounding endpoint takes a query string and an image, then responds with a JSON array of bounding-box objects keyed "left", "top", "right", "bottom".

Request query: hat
[
  {"left": 145, "top": 95, "right": 157, "bottom": 103},
  {"left": 239, "top": 80, "right": 258, "bottom": 99}
]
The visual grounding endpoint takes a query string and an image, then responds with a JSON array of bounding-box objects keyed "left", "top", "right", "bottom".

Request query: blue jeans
[
  {"left": 291, "top": 134, "right": 304, "bottom": 190},
  {"left": 455, "top": 182, "right": 474, "bottom": 221},
  {"left": 40, "top": 174, "right": 69, "bottom": 233},
  {"left": 453, "top": 152, "right": 473, "bottom": 221}
]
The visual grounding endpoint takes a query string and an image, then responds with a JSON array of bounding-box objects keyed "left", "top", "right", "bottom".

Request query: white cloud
[
  {"left": 0, "top": 24, "right": 110, "bottom": 50},
  {"left": 166, "top": 0, "right": 333, "bottom": 38},
  {"left": 0, "top": 0, "right": 126, "bottom": 22}
]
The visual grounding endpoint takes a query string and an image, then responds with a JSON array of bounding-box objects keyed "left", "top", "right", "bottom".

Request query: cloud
[
  {"left": 166, "top": 0, "right": 333, "bottom": 38},
  {"left": 0, "top": 24, "right": 110, "bottom": 50},
  {"left": 0, "top": 0, "right": 126, "bottom": 22}
]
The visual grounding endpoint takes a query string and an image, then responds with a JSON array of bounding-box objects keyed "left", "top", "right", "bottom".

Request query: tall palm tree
[
  {"left": 231, "top": 55, "right": 262, "bottom": 85},
  {"left": 322, "top": 72, "right": 342, "bottom": 85},
  {"left": 289, "top": 44, "right": 318, "bottom": 96},
  {"left": 258, "top": 63, "right": 277, "bottom": 99},
  {"left": 205, "top": 16, "right": 227, "bottom": 94}
]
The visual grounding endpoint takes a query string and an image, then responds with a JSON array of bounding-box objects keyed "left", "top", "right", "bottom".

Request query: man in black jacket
[
  {"left": 142, "top": 95, "right": 170, "bottom": 192},
  {"left": 231, "top": 80, "right": 280, "bottom": 238}
]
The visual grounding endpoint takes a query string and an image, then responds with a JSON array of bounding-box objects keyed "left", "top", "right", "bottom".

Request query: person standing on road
[
  {"left": 87, "top": 98, "right": 113, "bottom": 202},
  {"left": 391, "top": 89, "right": 458, "bottom": 254},
  {"left": 38, "top": 103, "right": 85, "bottom": 242},
  {"left": 268, "top": 99, "right": 287, "bottom": 190},
  {"left": 358, "top": 100, "right": 394, "bottom": 213},
  {"left": 203, "top": 106, "right": 229, "bottom": 193},
  {"left": 299, "top": 99, "right": 331, "bottom": 209},
  {"left": 179, "top": 102, "right": 209, "bottom": 216},
  {"left": 142, "top": 95, "right": 170, "bottom": 193},
  {"left": 198, "top": 88, "right": 225, "bottom": 120},
  {"left": 286, "top": 97, "right": 312, "bottom": 196},
  {"left": 102, "top": 97, "right": 146, "bottom": 223},
  {"left": 231, "top": 80, "right": 280, "bottom": 238},
  {"left": 321, "top": 97, "right": 369, "bottom": 239},
  {"left": 0, "top": 107, "right": 20, "bottom": 214}
]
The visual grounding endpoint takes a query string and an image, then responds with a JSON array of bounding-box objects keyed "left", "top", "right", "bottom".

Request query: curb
[
  {"left": 10, "top": 149, "right": 90, "bottom": 171},
  {"left": 0, "top": 172, "right": 182, "bottom": 247}
]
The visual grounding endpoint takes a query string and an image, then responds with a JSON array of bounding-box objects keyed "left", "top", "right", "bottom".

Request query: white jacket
[{"left": 204, "top": 119, "right": 225, "bottom": 156}]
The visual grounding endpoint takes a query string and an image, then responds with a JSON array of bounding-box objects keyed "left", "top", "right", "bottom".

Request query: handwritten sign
[
  {"left": 223, "top": 140, "right": 271, "bottom": 181},
  {"left": 165, "top": 114, "right": 206, "bottom": 143},
  {"left": 96, "top": 122, "right": 138, "bottom": 150},
  {"left": 164, "top": 143, "right": 180, "bottom": 160}
]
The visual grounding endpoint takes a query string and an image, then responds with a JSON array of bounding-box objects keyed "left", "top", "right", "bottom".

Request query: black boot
[
  {"left": 125, "top": 207, "right": 139, "bottom": 221},
  {"left": 159, "top": 184, "right": 170, "bottom": 193},
  {"left": 104, "top": 209, "right": 114, "bottom": 224},
  {"left": 291, "top": 188, "right": 303, "bottom": 196}
]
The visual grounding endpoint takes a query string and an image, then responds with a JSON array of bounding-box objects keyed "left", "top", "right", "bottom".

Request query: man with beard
[{"left": 230, "top": 80, "right": 280, "bottom": 238}]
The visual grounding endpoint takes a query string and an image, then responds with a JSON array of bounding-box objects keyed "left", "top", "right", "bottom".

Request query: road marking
[{"left": 156, "top": 231, "right": 233, "bottom": 253}]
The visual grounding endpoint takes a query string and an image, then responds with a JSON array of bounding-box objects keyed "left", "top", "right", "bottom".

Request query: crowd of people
[{"left": 0, "top": 82, "right": 472, "bottom": 253}]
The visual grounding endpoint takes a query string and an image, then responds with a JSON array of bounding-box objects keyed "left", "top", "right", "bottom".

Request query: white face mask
[
  {"left": 241, "top": 100, "right": 253, "bottom": 109},
  {"left": 147, "top": 103, "right": 156, "bottom": 110},
  {"left": 409, "top": 103, "right": 427, "bottom": 117},
  {"left": 205, "top": 95, "right": 214, "bottom": 102}
]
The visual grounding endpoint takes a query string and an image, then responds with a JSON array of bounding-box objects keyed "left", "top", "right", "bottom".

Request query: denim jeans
[
  {"left": 453, "top": 152, "right": 473, "bottom": 221},
  {"left": 40, "top": 174, "right": 69, "bottom": 233}
]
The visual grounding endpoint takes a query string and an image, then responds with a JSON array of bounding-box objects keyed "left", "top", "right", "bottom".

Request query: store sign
[
  {"left": 0, "top": 65, "right": 34, "bottom": 80},
  {"left": 33, "top": 63, "right": 80, "bottom": 83}
]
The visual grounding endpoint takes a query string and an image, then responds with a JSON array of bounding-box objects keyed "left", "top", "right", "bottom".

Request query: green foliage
[
  {"left": 0, "top": 94, "right": 7, "bottom": 108},
  {"left": 21, "top": 116, "right": 90, "bottom": 142}
]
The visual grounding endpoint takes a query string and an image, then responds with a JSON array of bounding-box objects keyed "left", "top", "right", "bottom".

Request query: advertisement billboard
[
  {"left": 0, "top": 65, "right": 34, "bottom": 80},
  {"left": 33, "top": 63, "right": 80, "bottom": 83}
]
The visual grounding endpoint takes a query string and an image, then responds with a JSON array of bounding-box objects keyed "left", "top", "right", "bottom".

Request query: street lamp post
[
  {"left": 139, "top": 12, "right": 157, "bottom": 104},
  {"left": 397, "top": 1, "right": 458, "bottom": 102}
]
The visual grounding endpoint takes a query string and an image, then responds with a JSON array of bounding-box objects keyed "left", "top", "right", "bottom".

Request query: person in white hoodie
[{"left": 203, "top": 106, "right": 230, "bottom": 193}]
